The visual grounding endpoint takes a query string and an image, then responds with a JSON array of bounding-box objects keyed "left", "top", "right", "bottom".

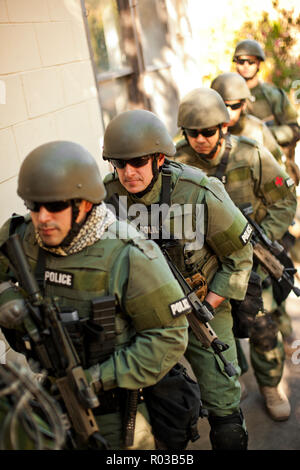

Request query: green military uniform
[
  {"left": 175, "top": 133, "right": 297, "bottom": 387},
  {"left": 0, "top": 362, "right": 65, "bottom": 450},
  {"left": 232, "top": 39, "right": 300, "bottom": 184},
  {"left": 0, "top": 211, "right": 188, "bottom": 450},
  {"left": 247, "top": 82, "right": 299, "bottom": 147},
  {"left": 247, "top": 83, "right": 300, "bottom": 184},
  {"left": 229, "top": 113, "right": 284, "bottom": 165},
  {"left": 0, "top": 140, "right": 189, "bottom": 450},
  {"left": 210, "top": 71, "right": 295, "bottom": 345},
  {"left": 228, "top": 114, "right": 293, "bottom": 341},
  {"left": 104, "top": 160, "right": 253, "bottom": 417}
]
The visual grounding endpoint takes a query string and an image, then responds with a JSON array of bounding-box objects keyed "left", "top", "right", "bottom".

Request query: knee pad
[
  {"left": 208, "top": 409, "right": 248, "bottom": 450},
  {"left": 249, "top": 313, "right": 278, "bottom": 351}
]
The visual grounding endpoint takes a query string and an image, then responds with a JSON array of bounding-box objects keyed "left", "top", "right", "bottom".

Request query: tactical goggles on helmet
[
  {"left": 225, "top": 101, "right": 245, "bottom": 110},
  {"left": 184, "top": 127, "right": 219, "bottom": 138},
  {"left": 108, "top": 155, "right": 153, "bottom": 169},
  {"left": 25, "top": 200, "right": 73, "bottom": 213},
  {"left": 236, "top": 58, "right": 257, "bottom": 65}
]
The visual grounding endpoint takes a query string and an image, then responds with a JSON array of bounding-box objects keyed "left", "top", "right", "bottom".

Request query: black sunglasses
[
  {"left": 109, "top": 155, "right": 153, "bottom": 169},
  {"left": 236, "top": 58, "right": 257, "bottom": 65},
  {"left": 225, "top": 101, "right": 244, "bottom": 110},
  {"left": 25, "top": 200, "right": 72, "bottom": 213},
  {"left": 184, "top": 127, "right": 219, "bottom": 138}
]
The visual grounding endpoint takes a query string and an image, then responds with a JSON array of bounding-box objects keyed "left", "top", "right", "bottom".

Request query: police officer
[
  {"left": 0, "top": 361, "right": 66, "bottom": 450},
  {"left": 211, "top": 72, "right": 296, "bottom": 358},
  {"left": 103, "top": 109, "right": 254, "bottom": 450},
  {"left": 233, "top": 39, "right": 300, "bottom": 185},
  {"left": 0, "top": 140, "right": 189, "bottom": 450},
  {"left": 211, "top": 72, "right": 284, "bottom": 165},
  {"left": 175, "top": 87, "right": 297, "bottom": 421}
]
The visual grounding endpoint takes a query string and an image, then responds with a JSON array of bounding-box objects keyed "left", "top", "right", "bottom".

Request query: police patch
[
  {"left": 44, "top": 269, "right": 74, "bottom": 288},
  {"left": 239, "top": 223, "right": 253, "bottom": 246},
  {"left": 169, "top": 297, "right": 191, "bottom": 318},
  {"left": 285, "top": 177, "right": 294, "bottom": 188}
]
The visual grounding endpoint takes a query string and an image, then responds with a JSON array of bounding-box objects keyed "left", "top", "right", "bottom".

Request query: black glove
[{"left": 0, "top": 282, "right": 28, "bottom": 329}]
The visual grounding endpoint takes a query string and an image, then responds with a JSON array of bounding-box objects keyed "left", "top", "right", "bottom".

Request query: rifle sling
[{"left": 214, "top": 134, "right": 232, "bottom": 185}]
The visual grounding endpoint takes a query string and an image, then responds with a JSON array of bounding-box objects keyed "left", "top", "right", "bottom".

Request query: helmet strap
[
  {"left": 134, "top": 154, "right": 160, "bottom": 198},
  {"left": 196, "top": 125, "right": 224, "bottom": 160},
  {"left": 59, "top": 200, "right": 90, "bottom": 247}
]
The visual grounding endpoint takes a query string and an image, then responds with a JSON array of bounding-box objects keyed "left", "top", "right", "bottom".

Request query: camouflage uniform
[
  {"left": 210, "top": 72, "right": 295, "bottom": 345},
  {"left": 175, "top": 132, "right": 297, "bottom": 387},
  {"left": 104, "top": 153, "right": 253, "bottom": 450},
  {"left": 233, "top": 39, "right": 300, "bottom": 184},
  {"left": 229, "top": 112, "right": 284, "bottom": 165},
  {"left": 247, "top": 82, "right": 299, "bottom": 147},
  {"left": 0, "top": 141, "right": 189, "bottom": 450}
]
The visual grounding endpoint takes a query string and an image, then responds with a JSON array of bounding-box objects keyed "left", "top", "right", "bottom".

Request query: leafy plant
[{"left": 235, "top": 0, "right": 300, "bottom": 92}]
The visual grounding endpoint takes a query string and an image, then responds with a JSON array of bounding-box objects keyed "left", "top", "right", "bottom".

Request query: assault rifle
[
  {"left": 160, "top": 241, "right": 237, "bottom": 377},
  {"left": 239, "top": 203, "right": 300, "bottom": 304},
  {"left": 1, "top": 233, "right": 108, "bottom": 449}
]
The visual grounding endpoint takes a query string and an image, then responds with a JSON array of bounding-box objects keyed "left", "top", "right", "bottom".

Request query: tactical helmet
[
  {"left": 102, "top": 109, "right": 175, "bottom": 160},
  {"left": 18, "top": 141, "right": 106, "bottom": 203},
  {"left": 233, "top": 39, "right": 265, "bottom": 61},
  {"left": 177, "top": 88, "right": 230, "bottom": 129},
  {"left": 211, "top": 72, "right": 251, "bottom": 101}
]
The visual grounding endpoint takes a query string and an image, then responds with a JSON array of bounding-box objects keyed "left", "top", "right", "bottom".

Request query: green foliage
[{"left": 235, "top": 0, "right": 300, "bottom": 92}]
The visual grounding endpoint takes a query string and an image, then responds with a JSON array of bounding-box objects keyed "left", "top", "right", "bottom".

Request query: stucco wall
[{"left": 0, "top": 0, "right": 107, "bottom": 225}]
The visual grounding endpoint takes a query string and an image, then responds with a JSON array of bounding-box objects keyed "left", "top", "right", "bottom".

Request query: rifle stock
[
  {"left": 239, "top": 203, "right": 300, "bottom": 299},
  {"left": 1, "top": 233, "right": 108, "bottom": 449}
]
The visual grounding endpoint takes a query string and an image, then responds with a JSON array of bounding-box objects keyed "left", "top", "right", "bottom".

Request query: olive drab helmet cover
[
  {"left": 233, "top": 39, "right": 265, "bottom": 62},
  {"left": 17, "top": 141, "right": 106, "bottom": 203},
  {"left": 211, "top": 72, "right": 252, "bottom": 101},
  {"left": 102, "top": 109, "right": 176, "bottom": 160},
  {"left": 177, "top": 88, "right": 230, "bottom": 129}
]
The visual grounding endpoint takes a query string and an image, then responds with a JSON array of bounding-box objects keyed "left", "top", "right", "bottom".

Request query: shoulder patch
[
  {"left": 274, "top": 176, "right": 284, "bottom": 187},
  {"left": 169, "top": 297, "right": 191, "bottom": 318},
  {"left": 285, "top": 177, "right": 294, "bottom": 188},
  {"left": 239, "top": 223, "right": 253, "bottom": 246}
]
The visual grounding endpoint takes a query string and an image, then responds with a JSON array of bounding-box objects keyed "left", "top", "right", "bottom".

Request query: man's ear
[
  {"left": 84, "top": 201, "right": 93, "bottom": 213},
  {"left": 76, "top": 200, "right": 93, "bottom": 223},
  {"left": 221, "top": 123, "right": 229, "bottom": 134},
  {"left": 157, "top": 153, "right": 165, "bottom": 168}
]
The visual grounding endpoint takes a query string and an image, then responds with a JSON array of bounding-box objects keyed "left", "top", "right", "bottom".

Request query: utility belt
[
  {"left": 93, "top": 388, "right": 144, "bottom": 416},
  {"left": 59, "top": 295, "right": 117, "bottom": 369}
]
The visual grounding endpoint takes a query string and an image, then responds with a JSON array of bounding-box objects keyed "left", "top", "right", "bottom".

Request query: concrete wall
[{"left": 0, "top": 0, "right": 107, "bottom": 226}]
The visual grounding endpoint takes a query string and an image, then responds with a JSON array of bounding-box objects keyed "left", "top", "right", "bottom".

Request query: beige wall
[{"left": 0, "top": 0, "right": 108, "bottom": 226}]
